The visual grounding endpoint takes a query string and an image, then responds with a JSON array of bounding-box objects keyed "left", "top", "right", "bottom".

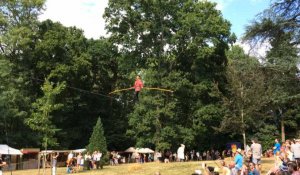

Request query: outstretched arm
[{"left": 0, "top": 161, "right": 7, "bottom": 167}]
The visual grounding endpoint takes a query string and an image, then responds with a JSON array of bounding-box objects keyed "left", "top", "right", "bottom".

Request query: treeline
[{"left": 0, "top": 0, "right": 299, "bottom": 152}]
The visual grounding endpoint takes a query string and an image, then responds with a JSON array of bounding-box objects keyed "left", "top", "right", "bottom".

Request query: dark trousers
[
  {"left": 134, "top": 91, "right": 140, "bottom": 102},
  {"left": 96, "top": 160, "right": 100, "bottom": 169}
]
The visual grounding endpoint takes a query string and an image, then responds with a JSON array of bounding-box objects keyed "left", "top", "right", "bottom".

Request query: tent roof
[
  {"left": 0, "top": 144, "right": 23, "bottom": 155},
  {"left": 73, "top": 149, "right": 86, "bottom": 153},
  {"left": 40, "top": 149, "right": 86, "bottom": 155},
  {"left": 136, "top": 148, "right": 154, "bottom": 153},
  {"left": 124, "top": 147, "right": 136, "bottom": 153}
]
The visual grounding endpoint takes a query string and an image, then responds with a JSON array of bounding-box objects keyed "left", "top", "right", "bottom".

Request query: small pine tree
[{"left": 87, "top": 117, "right": 108, "bottom": 166}]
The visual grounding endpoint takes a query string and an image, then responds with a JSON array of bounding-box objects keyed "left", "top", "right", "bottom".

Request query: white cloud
[
  {"left": 39, "top": 0, "right": 109, "bottom": 39},
  {"left": 237, "top": 40, "right": 270, "bottom": 59},
  {"left": 208, "top": 0, "right": 235, "bottom": 10}
]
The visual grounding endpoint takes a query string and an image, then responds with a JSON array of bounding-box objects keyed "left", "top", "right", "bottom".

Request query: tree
[
  {"left": 243, "top": 0, "right": 300, "bottom": 142},
  {"left": 25, "top": 78, "right": 65, "bottom": 148},
  {"left": 0, "top": 0, "right": 47, "bottom": 148},
  {"left": 220, "top": 45, "right": 268, "bottom": 148},
  {"left": 87, "top": 117, "right": 108, "bottom": 166},
  {"left": 0, "top": 55, "right": 35, "bottom": 146},
  {"left": 243, "top": 0, "right": 300, "bottom": 47},
  {"left": 0, "top": 0, "right": 45, "bottom": 59},
  {"left": 87, "top": 38, "right": 132, "bottom": 150},
  {"left": 87, "top": 117, "right": 107, "bottom": 152},
  {"left": 104, "top": 0, "right": 233, "bottom": 150}
]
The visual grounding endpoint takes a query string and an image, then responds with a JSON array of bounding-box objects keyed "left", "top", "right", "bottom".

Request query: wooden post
[{"left": 38, "top": 153, "right": 40, "bottom": 175}]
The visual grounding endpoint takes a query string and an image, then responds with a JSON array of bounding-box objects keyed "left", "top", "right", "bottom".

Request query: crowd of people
[
  {"left": 47, "top": 137, "right": 300, "bottom": 175},
  {"left": 198, "top": 138, "right": 300, "bottom": 175},
  {"left": 49, "top": 150, "right": 103, "bottom": 174},
  {"left": 1, "top": 137, "right": 300, "bottom": 175},
  {"left": 266, "top": 138, "right": 300, "bottom": 175}
]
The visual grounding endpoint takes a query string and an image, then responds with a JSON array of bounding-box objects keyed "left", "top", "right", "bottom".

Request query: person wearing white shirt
[
  {"left": 177, "top": 144, "right": 185, "bottom": 162},
  {"left": 291, "top": 139, "right": 300, "bottom": 163}
]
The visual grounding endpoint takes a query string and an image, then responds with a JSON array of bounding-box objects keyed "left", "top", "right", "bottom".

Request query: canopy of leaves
[{"left": 25, "top": 78, "right": 65, "bottom": 148}]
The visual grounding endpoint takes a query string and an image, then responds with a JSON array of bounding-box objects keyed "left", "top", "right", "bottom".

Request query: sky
[{"left": 39, "top": 0, "right": 271, "bottom": 40}]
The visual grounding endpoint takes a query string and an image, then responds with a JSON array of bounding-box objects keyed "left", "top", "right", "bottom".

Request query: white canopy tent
[
  {"left": 124, "top": 147, "right": 136, "bottom": 153},
  {"left": 0, "top": 144, "right": 22, "bottom": 155},
  {"left": 136, "top": 148, "right": 154, "bottom": 153},
  {"left": 125, "top": 147, "right": 154, "bottom": 154},
  {"left": 73, "top": 148, "right": 86, "bottom": 153}
]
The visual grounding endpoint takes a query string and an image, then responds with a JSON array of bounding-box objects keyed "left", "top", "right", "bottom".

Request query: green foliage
[
  {"left": 105, "top": 0, "right": 233, "bottom": 150},
  {"left": 87, "top": 117, "right": 108, "bottom": 153},
  {"left": 87, "top": 117, "right": 108, "bottom": 165},
  {"left": 25, "top": 78, "right": 65, "bottom": 148},
  {"left": 1, "top": 0, "right": 299, "bottom": 153},
  {"left": 220, "top": 46, "right": 267, "bottom": 142},
  {"left": 0, "top": 55, "right": 34, "bottom": 146},
  {"left": 253, "top": 124, "right": 278, "bottom": 151},
  {"left": 243, "top": 0, "right": 300, "bottom": 46},
  {"left": 243, "top": 0, "right": 300, "bottom": 143},
  {"left": 0, "top": 0, "right": 45, "bottom": 56}
]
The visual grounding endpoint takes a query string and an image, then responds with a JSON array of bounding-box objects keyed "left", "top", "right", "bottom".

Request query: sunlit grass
[{"left": 9, "top": 158, "right": 275, "bottom": 175}]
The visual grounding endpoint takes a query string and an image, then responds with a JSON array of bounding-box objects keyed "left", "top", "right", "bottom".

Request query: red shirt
[{"left": 134, "top": 79, "right": 143, "bottom": 91}]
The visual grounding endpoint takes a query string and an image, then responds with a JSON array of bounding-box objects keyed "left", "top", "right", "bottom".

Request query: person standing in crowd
[
  {"left": 76, "top": 152, "right": 82, "bottom": 172},
  {"left": 164, "top": 150, "right": 170, "bottom": 163},
  {"left": 251, "top": 138, "right": 262, "bottom": 173},
  {"left": 291, "top": 139, "right": 300, "bottom": 164},
  {"left": 84, "top": 152, "right": 92, "bottom": 170},
  {"left": 95, "top": 151, "right": 102, "bottom": 169},
  {"left": 232, "top": 148, "right": 243, "bottom": 175},
  {"left": 273, "top": 139, "right": 281, "bottom": 156},
  {"left": 51, "top": 152, "right": 59, "bottom": 175},
  {"left": 177, "top": 144, "right": 185, "bottom": 162},
  {"left": 0, "top": 155, "right": 6, "bottom": 175},
  {"left": 67, "top": 151, "right": 74, "bottom": 163},
  {"left": 273, "top": 139, "right": 281, "bottom": 166},
  {"left": 196, "top": 151, "right": 201, "bottom": 161}
]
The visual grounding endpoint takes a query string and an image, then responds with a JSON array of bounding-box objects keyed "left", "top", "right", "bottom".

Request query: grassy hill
[{"left": 9, "top": 158, "right": 275, "bottom": 175}]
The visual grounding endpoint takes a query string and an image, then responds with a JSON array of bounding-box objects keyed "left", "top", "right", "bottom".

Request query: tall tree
[
  {"left": 0, "top": 55, "right": 34, "bottom": 147},
  {"left": 87, "top": 117, "right": 108, "bottom": 166},
  {"left": 87, "top": 117, "right": 108, "bottom": 154},
  {"left": 104, "top": 0, "right": 233, "bottom": 150},
  {"left": 0, "top": 0, "right": 46, "bottom": 148},
  {"left": 25, "top": 78, "right": 65, "bottom": 148},
  {"left": 221, "top": 45, "right": 268, "bottom": 148},
  {"left": 243, "top": 0, "right": 300, "bottom": 142}
]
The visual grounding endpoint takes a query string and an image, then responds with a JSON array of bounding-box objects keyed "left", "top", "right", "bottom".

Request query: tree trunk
[
  {"left": 281, "top": 119, "right": 285, "bottom": 142},
  {"left": 242, "top": 109, "right": 246, "bottom": 150}
]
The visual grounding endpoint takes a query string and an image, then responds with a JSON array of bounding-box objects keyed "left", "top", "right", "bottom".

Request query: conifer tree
[{"left": 87, "top": 117, "right": 108, "bottom": 157}]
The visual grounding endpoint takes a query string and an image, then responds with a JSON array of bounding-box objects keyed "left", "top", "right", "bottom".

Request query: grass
[{"left": 8, "top": 158, "right": 275, "bottom": 175}]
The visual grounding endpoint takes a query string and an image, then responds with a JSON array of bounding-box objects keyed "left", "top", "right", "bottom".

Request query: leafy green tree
[
  {"left": 0, "top": 55, "right": 35, "bottom": 146},
  {"left": 87, "top": 38, "right": 133, "bottom": 150},
  {"left": 243, "top": 0, "right": 300, "bottom": 142},
  {"left": 25, "top": 78, "right": 65, "bottom": 148},
  {"left": 0, "top": 0, "right": 45, "bottom": 61},
  {"left": 105, "top": 0, "right": 233, "bottom": 150},
  {"left": 221, "top": 45, "right": 268, "bottom": 148},
  {"left": 0, "top": 0, "right": 47, "bottom": 147}
]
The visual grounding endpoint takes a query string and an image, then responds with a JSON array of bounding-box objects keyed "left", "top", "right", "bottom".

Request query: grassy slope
[{"left": 9, "top": 158, "right": 275, "bottom": 175}]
